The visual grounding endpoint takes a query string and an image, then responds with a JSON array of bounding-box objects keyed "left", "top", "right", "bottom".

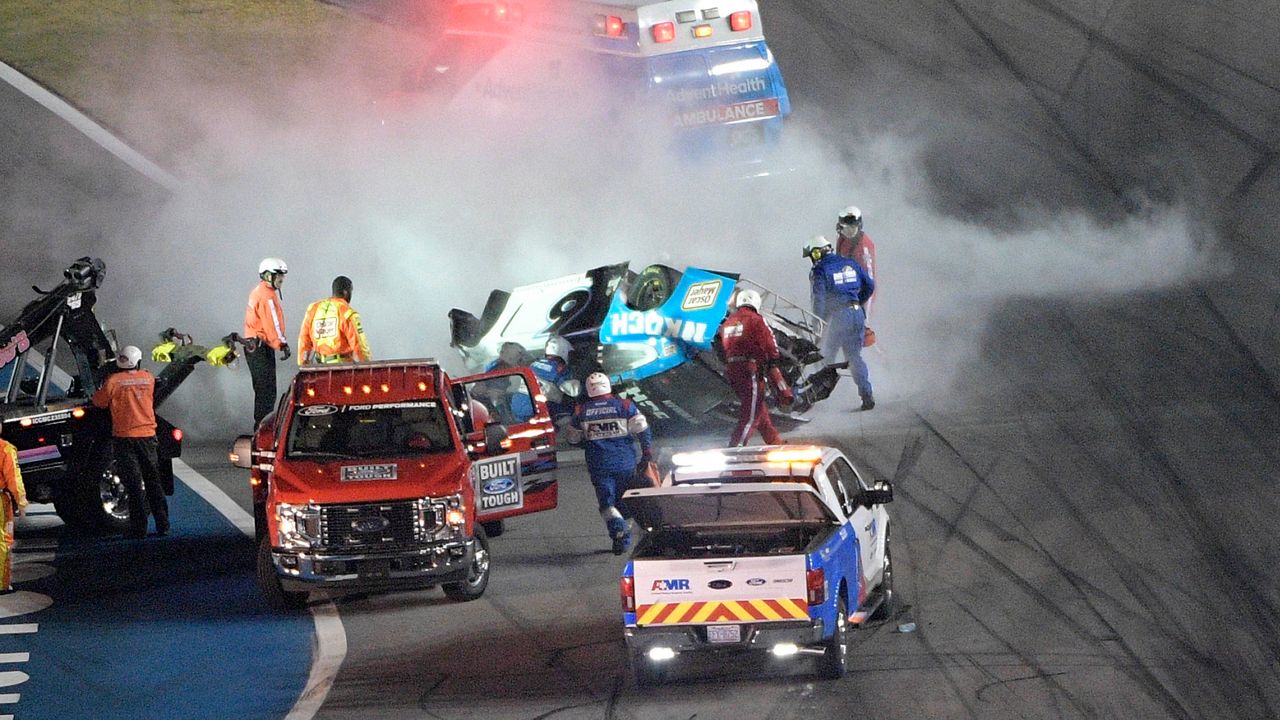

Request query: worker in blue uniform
[
  {"left": 566, "top": 372, "right": 654, "bottom": 555},
  {"left": 807, "top": 235, "right": 876, "bottom": 410}
]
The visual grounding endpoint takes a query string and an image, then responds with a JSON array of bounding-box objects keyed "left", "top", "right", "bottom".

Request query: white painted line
[
  {"left": 284, "top": 601, "right": 348, "bottom": 720},
  {"left": 172, "top": 460, "right": 255, "bottom": 538},
  {"left": 0, "top": 626, "right": 37, "bottom": 635},
  {"left": 0, "top": 60, "right": 179, "bottom": 191},
  {"left": 171, "top": 459, "right": 346, "bottom": 720},
  {"left": 0, "top": 694, "right": 16, "bottom": 703},
  {"left": 0, "top": 654, "right": 28, "bottom": 664}
]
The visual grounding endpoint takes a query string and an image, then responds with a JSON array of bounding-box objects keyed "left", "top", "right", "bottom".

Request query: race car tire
[
  {"left": 631, "top": 650, "right": 667, "bottom": 688},
  {"left": 817, "top": 594, "right": 849, "bottom": 679},
  {"left": 872, "top": 524, "right": 894, "bottom": 621},
  {"left": 481, "top": 520, "right": 505, "bottom": 538},
  {"left": 257, "top": 536, "right": 308, "bottom": 612},
  {"left": 443, "top": 526, "right": 491, "bottom": 601},
  {"left": 626, "top": 265, "right": 680, "bottom": 312}
]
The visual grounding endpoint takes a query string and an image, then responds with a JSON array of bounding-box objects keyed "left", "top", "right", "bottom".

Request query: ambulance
[{"left": 403, "top": 0, "right": 791, "bottom": 164}]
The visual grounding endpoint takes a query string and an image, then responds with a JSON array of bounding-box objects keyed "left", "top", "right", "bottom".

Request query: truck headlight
[
  {"left": 276, "top": 503, "right": 320, "bottom": 549},
  {"left": 416, "top": 494, "right": 465, "bottom": 540}
]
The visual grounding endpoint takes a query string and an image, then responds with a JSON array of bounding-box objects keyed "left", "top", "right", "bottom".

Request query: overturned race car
[{"left": 448, "top": 263, "right": 844, "bottom": 435}]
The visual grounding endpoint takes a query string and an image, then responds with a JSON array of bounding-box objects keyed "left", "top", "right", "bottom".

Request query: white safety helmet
[
  {"left": 735, "top": 288, "right": 763, "bottom": 311},
  {"left": 116, "top": 345, "right": 142, "bottom": 369},
  {"left": 837, "top": 206, "right": 863, "bottom": 238},
  {"left": 803, "top": 235, "right": 833, "bottom": 260},
  {"left": 258, "top": 257, "right": 288, "bottom": 277},
  {"left": 545, "top": 335, "right": 572, "bottom": 361},
  {"left": 585, "top": 371, "right": 612, "bottom": 398}
]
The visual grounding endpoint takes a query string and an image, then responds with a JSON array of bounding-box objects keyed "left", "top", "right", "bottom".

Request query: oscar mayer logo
[{"left": 681, "top": 280, "right": 721, "bottom": 311}]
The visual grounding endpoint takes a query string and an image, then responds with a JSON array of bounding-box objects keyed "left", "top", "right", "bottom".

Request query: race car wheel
[
  {"left": 443, "top": 526, "right": 490, "bottom": 601},
  {"left": 257, "top": 537, "right": 308, "bottom": 612},
  {"left": 872, "top": 524, "right": 894, "bottom": 621},
  {"left": 631, "top": 650, "right": 667, "bottom": 688},
  {"left": 626, "top": 265, "right": 679, "bottom": 312},
  {"left": 818, "top": 595, "right": 849, "bottom": 679}
]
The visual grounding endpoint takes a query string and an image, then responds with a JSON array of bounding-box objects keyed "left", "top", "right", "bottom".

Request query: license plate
[
  {"left": 358, "top": 559, "right": 391, "bottom": 578},
  {"left": 707, "top": 624, "right": 741, "bottom": 644}
]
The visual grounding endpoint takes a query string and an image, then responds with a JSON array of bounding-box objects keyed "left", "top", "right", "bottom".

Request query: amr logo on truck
[{"left": 414, "top": 0, "right": 791, "bottom": 160}]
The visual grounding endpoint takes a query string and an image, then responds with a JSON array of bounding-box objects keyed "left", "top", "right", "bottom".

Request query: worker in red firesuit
[
  {"left": 716, "top": 288, "right": 794, "bottom": 447},
  {"left": 298, "top": 275, "right": 371, "bottom": 365},
  {"left": 0, "top": 420, "right": 28, "bottom": 592},
  {"left": 244, "top": 257, "right": 290, "bottom": 427},
  {"left": 92, "top": 345, "right": 168, "bottom": 539},
  {"left": 834, "top": 205, "right": 878, "bottom": 351}
]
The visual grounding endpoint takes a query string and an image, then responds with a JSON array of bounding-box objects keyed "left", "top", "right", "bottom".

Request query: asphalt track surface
[{"left": 4, "top": 1, "right": 1280, "bottom": 719}]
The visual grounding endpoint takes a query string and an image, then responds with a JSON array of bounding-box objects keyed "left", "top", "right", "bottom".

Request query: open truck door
[{"left": 452, "top": 366, "right": 559, "bottom": 525}]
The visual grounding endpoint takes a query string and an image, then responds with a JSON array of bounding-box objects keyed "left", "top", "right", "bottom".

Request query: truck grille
[{"left": 318, "top": 501, "right": 426, "bottom": 550}]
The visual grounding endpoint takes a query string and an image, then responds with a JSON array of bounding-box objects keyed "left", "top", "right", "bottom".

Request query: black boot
[{"left": 860, "top": 396, "right": 875, "bottom": 411}]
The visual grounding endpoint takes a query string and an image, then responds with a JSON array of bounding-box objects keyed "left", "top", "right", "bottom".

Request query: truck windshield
[
  {"left": 286, "top": 401, "right": 454, "bottom": 459},
  {"left": 630, "top": 490, "right": 831, "bottom": 529}
]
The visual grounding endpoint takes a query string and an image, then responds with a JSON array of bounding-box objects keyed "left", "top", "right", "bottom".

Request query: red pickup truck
[{"left": 232, "top": 358, "right": 558, "bottom": 610}]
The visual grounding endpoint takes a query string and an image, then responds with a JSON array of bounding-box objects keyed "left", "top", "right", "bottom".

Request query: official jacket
[
  {"left": 298, "top": 296, "right": 371, "bottom": 365},
  {"left": 91, "top": 368, "right": 157, "bottom": 438},
  {"left": 567, "top": 395, "right": 653, "bottom": 473},
  {"left": 717, "top": 306, "right": 781, "bottom": 365},
  {"left": 810, "top": 253, "right": 874, "bottom": 320},
  {"left": 836, "top": 230, "right": 876, "bottom": 284},
  {"left": 244, "top": 281, "right": 287, "bottom": 350}
]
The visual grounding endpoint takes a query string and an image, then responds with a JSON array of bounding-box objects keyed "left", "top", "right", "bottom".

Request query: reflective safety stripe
[{"left": 635, "top": 598, "right": 808, "bottom": 625}]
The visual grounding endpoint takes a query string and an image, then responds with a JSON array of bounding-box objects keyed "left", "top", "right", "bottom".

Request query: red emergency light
[
  {"left": 728, "top": 10, "right": 752, "bottom": 31},
  {"left": 651, "top": 21, "right": 675, "bottom": 43},
  {"left": 594, "top": 14, "right": 624, "bottom": 37}
]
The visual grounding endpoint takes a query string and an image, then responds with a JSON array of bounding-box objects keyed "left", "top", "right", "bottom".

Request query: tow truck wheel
[
  {"left": 257, "top": 537, "right": 307, "bottom": 612},
  {"left": 631, "top": 650, "right": 666, "bottom": 688},
  {"left": 872, "top": 525, "right": 894, "bottom": 621},
  {"left": 94, "top": 464, "right": 133, "bottom": 534},
  {"left": 818, "top": 595, "right": 849, "bottom": 679},
  {"left": 443, "top": 526, "right": 490, "bottom": 601}
]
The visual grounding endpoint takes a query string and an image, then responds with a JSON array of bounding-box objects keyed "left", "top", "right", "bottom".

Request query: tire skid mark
[
  {"left": 898, "top": 419, "right": 1198, "bottom": 719},
  {"left": 955, "top": 602, "right": 1088, "bottom": 718},
  {"left": 1192, "top": 288, "right": 1280, "bottom": 404},
  {"left": 1045, "top": 308, "right": 1280, "bottom": 717}
]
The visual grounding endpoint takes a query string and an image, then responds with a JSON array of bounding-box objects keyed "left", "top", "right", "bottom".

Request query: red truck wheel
[
  {"left": 257, "top": 537, "right": 308, "bottom": 612},
  {"left": 442, "top": 526, "right": 490, "bottom": 601}
]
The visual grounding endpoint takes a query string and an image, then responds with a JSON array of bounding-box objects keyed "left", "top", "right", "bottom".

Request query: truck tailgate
[{"left": 633, "top": 555, "right": 808, "bottom": 626}]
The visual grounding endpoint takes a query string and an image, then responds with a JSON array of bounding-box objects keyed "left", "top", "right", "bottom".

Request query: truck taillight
[
  {"left": 651, "top": 21, "right": 675, "bottom": 43},
  {"left": 71, "top": 408, "right": 85, "bottom": 419},
  {"left": 728, "top": 10, "right": 752, "bottom": 31},
  {"left": 806, "top": 568, "right": 825, "bottom": 605},
  {"left": 621, "top": 576, "right": 636, "bottom": 612},
  {"left": 172, "top": 428, "right": 184, "bottom": 442}
]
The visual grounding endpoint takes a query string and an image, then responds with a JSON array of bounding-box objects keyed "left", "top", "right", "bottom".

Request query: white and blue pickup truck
[{"left": 619, "top": 445, "right": 894, "bottom": 685}]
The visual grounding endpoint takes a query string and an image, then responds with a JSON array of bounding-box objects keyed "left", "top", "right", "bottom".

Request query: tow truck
[
  {"left": 0, "top": 258, "right": 234, "bottom": 532},
  {"left": 230, "top": 359, "right": 560, "bottom": 610},
  {"left": 619, "top": 445, "right": 894, "bottom": 684}
]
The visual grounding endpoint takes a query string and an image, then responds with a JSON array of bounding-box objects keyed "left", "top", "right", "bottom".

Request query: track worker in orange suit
[
  {"left": 0, "top": 421, "right": 29, "bottom": 593},
  {"left": 298, "top": 275, "right": 371, "bottom": 365},
  {"left": 715, "top": 288, "right": 793, "bottom": 447},
  {"left": 92, "top": 345, "right": 168, "bottom": 539},
  {"left": 244, "top": 257, "right": 290, "bottom": 426}
]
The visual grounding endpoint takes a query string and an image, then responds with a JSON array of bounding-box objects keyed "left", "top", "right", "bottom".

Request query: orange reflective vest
[
  {"left": 91, "top": 369, "right": 157, "bottom": 438},
  {"left": 244, "top": 281, "right": 287, "bottom": 350},
  {"left": 298, "top": 296, "right": 371, "bottom": 365}
]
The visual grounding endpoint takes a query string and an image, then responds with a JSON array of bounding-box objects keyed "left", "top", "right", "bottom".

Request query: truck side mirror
[
  {"left": 482, "top": 422, "right": 509, "bottom": 457},
  {"left": 860, "top": 485, "right": 893, "bottom": 507},
  {"left": 229, "top": 435, "right": 253, "bottom": 469}
]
